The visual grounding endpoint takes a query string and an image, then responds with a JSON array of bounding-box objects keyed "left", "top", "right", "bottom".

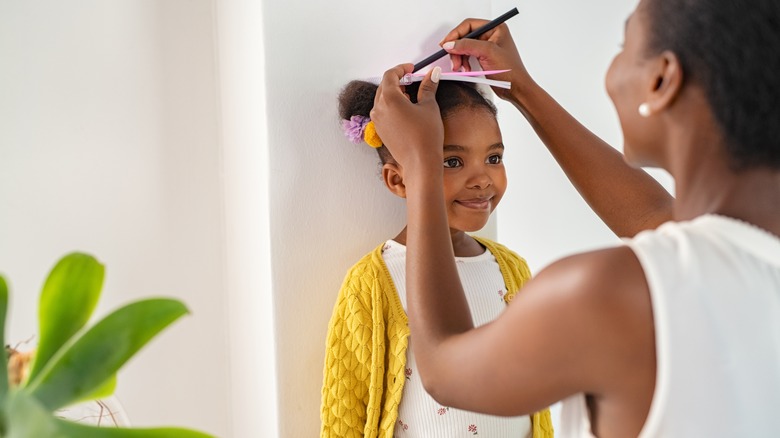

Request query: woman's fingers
[
  {"left": 442, "top": 18, "right": 500, "bottom": 72},
  {"left": 374, "top": 64, "right": 412, "bottom": 105},
  {"left": 416, "top": 66, "right": 441, "bottom": 106},
  {"left": 371, "top": 64, "right": 444, "bottom": 169},
  {"left": 439, "top": 18, "right": 492, "bottom": 45}
]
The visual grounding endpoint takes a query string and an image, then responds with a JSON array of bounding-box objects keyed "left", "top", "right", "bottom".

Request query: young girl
[{"left": 320, "top": 79, "right": 553, "bottom": 438}]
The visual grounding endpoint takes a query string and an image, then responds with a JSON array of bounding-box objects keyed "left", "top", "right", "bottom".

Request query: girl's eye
[
  {"left": 443, "top": 157, "right": 462, "bottom": 168},
  {"left": 487, "top": 154, "right": 503, "bottom": 165}
]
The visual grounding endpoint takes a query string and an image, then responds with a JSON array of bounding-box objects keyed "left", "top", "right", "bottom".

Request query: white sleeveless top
[
  {"left": 381, "top": 239, "right": 532, "bottom": 438},
  {"left": 560, "top": 214, "right": 780, "bottom": 437}
]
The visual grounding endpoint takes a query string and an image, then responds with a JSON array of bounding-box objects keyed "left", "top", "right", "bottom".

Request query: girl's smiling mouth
[{"left": 456, "top": 197, "right": 493, "bottom": 210}]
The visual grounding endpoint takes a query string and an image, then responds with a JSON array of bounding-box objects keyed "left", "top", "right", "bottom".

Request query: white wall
[
  {"left": 0, "top": 1, "right": 230, "bottom": 436},
  {"left": 1, "top": 0, "right": 672, "bottom": 437},
  {"left": 213, "top": 0, "right": 278, "bottom": 436}
]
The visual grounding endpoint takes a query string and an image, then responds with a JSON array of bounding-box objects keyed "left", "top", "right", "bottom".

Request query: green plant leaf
[
  {"left": 27, "top": 253, "right": 105, "bottom": 383},
  {"left": 25, "top": 298, "right": 188, "bottom": 411},
  {"left": 0, "top": 275, "right": 9, "bottom": 398},
  {"left": 75, "top": 374, "right": 117, "bottom": 405},
  {"left": 0, "top": 374, "right": 214, "bottom": 438},
  {"left": 52, "top": 419, "right": 216, "bottom": 438},
  {"left": 4, "top": 387, "right": 215, "bottom": 438},
  {"left": 3, "top": 390, "right": 62, "bottom": 438}
]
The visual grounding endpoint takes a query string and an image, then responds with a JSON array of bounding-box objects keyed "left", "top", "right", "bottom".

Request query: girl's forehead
[
  {"left": 444, "top": 106, "right": 497, "bottom": 121},
  {"left": 443, "top": 109, "right": 503, "bottom": 149},
  {"left": 443, "top": 107, "right": 500, "bottom": 129}
]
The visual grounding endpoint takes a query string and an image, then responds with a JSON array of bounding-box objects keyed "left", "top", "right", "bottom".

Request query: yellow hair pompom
[{"left": 363, "top": 121, "right": 383, "bottom": 148}]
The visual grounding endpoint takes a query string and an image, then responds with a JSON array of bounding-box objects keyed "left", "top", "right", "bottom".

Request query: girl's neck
[{"left": 393, "top": 227, "right": 486, "bottom": 257}]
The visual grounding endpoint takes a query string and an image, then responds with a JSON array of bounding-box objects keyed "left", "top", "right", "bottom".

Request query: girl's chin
[{"left": 448, "top": 223, "right": 489, "bottom": 234}]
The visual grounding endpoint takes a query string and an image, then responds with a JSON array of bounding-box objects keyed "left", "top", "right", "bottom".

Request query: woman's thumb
[{"left": 416, "top": 66, "right": 441, "bottom": 104}]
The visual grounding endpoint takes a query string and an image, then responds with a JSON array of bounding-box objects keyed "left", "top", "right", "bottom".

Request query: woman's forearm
[
  {"left": 510, "top": 80, "right": 673, "bottom": 237},
  {"left": 403, "top": 165, "right": 474, "bottom": 380}
]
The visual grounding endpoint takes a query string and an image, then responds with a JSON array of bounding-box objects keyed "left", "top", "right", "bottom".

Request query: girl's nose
[{"left": 466, "top": 168, "right": 492, "bottom": 190}]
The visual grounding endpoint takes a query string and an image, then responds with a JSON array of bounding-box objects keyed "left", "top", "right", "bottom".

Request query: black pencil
[{"left": 412, "top": 7, "right": 520, "bottom": 73}]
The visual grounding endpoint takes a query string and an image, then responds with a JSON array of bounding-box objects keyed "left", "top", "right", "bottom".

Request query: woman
[{"left": 369, "top": 0, "right": 780, "bottom": 436}]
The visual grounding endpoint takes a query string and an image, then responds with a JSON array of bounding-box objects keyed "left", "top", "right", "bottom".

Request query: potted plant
[{"left": 0, "top": 252, "right": 214, "bottom": 437}]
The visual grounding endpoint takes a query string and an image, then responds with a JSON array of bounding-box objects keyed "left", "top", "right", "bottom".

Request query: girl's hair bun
[{"left": 338, "top": 81, "right": 378, "bottom": 120}]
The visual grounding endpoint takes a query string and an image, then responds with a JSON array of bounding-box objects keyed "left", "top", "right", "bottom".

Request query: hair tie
[
  {"left": 340, "top": 115, "right": 383, "bottom": 148},
  {"left": 363, "top": 121, "right": 382, "bottom": 148}
]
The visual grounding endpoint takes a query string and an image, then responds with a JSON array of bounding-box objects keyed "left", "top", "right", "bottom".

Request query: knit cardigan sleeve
[
  {"left": 320, "top": 251, "right": 387, "bottom": 438},
  {"left": 320, "top": 245, "right": 409, "bottom": 438}
]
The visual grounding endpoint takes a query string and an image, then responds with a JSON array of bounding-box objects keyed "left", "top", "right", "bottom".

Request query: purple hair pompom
[{"left": 341, "top": 115, "right": 370, "bottom": 144}]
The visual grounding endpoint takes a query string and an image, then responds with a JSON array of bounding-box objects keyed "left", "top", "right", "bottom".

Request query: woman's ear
[
  {"left": 382, "top": 163, "right": 406, "bottom": 198},
  {"left": 643, "top": 50, "right": 683, "bottom": 114}
]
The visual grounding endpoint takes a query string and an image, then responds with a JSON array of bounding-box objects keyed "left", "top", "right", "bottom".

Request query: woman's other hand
[
  {"left": 371, "top": 64, "right": 443, "bottom": 177},
  {"left": 440, "top": 20, "right": 532, "bottom": 102}
]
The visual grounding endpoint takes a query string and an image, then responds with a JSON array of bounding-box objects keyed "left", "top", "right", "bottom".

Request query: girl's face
[
  {"left": 441, "top": 107, "right": 507, "bottom": 233},
  {"left": 605, "top": 2, "right": 664, "bottom": 167}
]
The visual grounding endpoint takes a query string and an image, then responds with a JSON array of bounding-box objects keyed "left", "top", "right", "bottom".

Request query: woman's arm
[
  {"left": 371, "top": 66, "right": 655, "bottom": 425},
  {"left": 412, "top": 246, "right": 655, "bottom": 416}
]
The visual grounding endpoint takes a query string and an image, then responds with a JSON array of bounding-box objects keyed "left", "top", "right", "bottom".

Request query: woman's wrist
[
  {"left": 401, "top": 144, "right": 442, "bottom": 173},
  {"left": 403, "top": 154, "right": 443, "bottom": 189},
  {"left": 508, "top": 78, "right": 556, "bottom": 129},
  {"left": 507, "top": 74, "right": 540, "bottom": 110}
]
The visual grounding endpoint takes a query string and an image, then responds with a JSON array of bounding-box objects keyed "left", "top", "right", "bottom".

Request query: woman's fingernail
[
  {"left": 432, "top": 66, "right": 442, "bottom": 83},
  {"left": 442, "top": 41, "right": 455, "bottom": 51}
]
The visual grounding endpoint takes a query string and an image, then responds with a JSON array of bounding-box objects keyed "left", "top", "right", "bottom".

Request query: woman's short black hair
[{"left": 644, "top": 0, "right": 780, "bottom": 170}]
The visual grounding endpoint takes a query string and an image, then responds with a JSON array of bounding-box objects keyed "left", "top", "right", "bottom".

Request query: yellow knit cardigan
[{"left": 320, "top": 237, "right": 554, "bottom": 437}]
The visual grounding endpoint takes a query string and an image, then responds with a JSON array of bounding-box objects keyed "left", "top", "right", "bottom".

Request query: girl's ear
[{"left": 382, "top": 163, "right": 406, "bottom": 198}]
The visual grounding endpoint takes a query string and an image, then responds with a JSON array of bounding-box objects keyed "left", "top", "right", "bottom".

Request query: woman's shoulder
[{"left": 537, "top": 245, "right": 648, "bottom": 301}]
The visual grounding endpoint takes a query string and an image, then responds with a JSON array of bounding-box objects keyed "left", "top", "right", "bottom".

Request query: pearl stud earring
[{"left": 638, "top": 103, "right": 651, "bottom": 117}]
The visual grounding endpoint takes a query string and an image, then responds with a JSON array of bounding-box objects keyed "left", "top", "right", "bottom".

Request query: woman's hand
[
  {"left": 370, "top": 64, "right": 443, "bottom": 177},
  {"left": 440, "top": 19, "right": 533, "bottom": 103}
]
